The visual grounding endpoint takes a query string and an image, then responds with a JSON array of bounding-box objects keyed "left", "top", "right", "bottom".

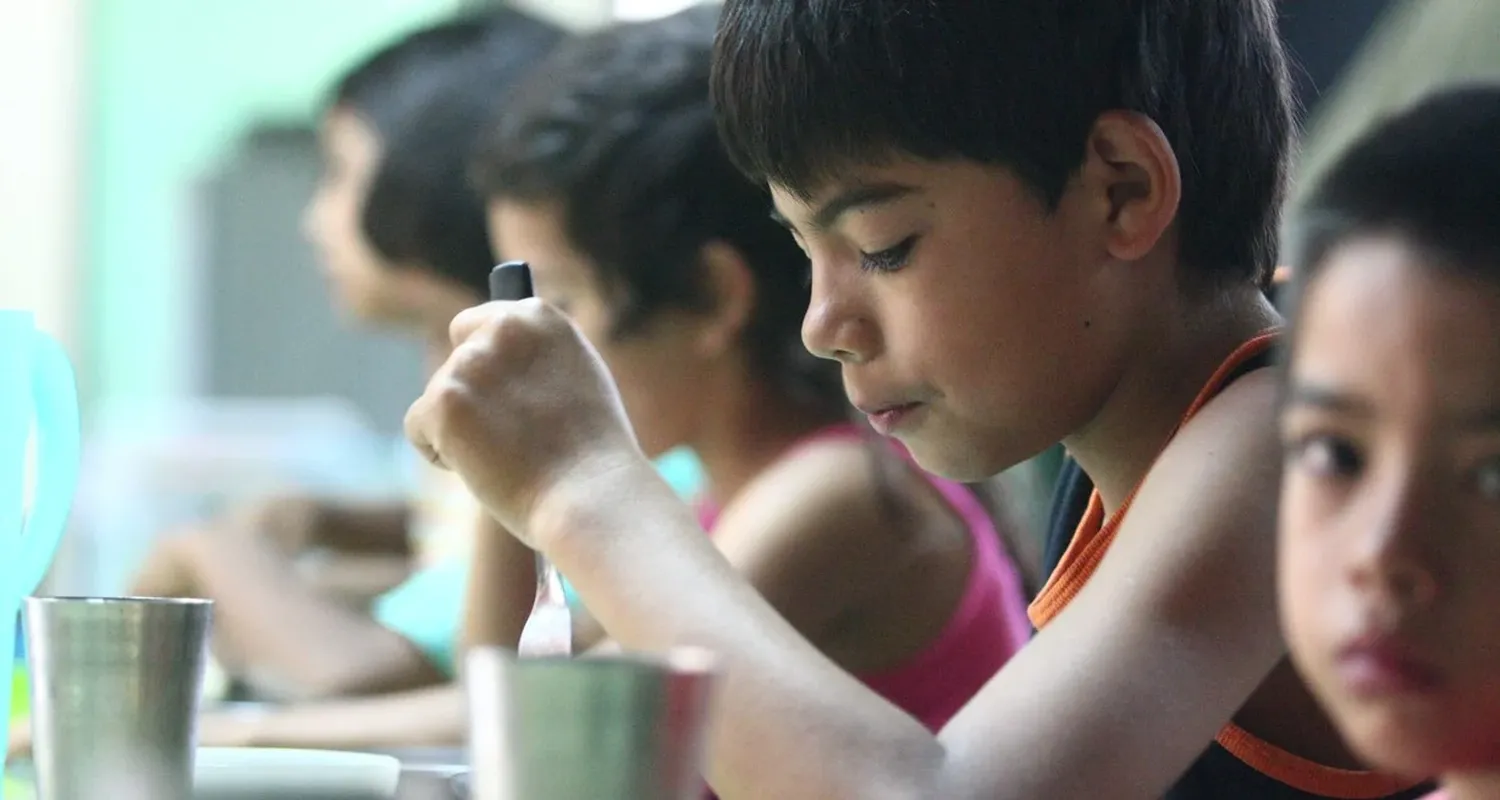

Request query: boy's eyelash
[{"left": 858, "top": 236, "right": 918, "bottom": 273}]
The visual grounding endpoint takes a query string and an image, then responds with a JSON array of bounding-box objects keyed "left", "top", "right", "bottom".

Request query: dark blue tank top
[{"left": 1039, "top": 351, "right": 1433, "bottom": 799}]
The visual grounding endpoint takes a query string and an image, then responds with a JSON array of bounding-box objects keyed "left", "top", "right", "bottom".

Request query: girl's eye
[
  {"left": 857, "top": 236, "right": 918, "bottom": 273},
  {"left": 1286, "top": 433, "right": 1365, "bottom": 479}
]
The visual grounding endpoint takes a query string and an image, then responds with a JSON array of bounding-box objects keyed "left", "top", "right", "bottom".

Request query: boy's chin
[
  {"left": 896, "top": 432, "right": 1010, "bottom": 484},
  {"left": 1332, "top": 697, "right": 1466, "bottom": 780}
]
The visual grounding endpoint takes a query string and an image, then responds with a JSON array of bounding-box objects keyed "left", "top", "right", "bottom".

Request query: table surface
[{"left": 2, "top": 749, "right": 469, "bottom": 799}]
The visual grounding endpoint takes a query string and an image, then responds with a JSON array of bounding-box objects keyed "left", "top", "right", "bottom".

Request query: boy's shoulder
[
  {"left": 1041, "top": 362, "right": 1283, "bottom": 580},
  {"left": 1120, "top": 368, "right": 1283, "bottom": 614},
  {"left": 1163, "top": 367, "right": 1282, "bottom": 480}
]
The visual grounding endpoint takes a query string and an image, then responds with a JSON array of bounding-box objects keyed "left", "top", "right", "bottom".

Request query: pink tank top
[{"left": 696, "top": 423, "right": 1031, "bottom": 731}]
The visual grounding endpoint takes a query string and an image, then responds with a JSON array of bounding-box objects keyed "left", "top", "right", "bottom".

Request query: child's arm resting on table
[{"left": 198, "top": 684, "right": 465, "bottom": 750}]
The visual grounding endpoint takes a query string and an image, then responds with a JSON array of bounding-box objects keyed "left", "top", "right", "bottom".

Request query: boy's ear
[
  {"left": 1078, "top": 111, "right": 1182, "bottom": 262},
  {"left": 694, "top": 240, "right": 757, "bottom": 357}
]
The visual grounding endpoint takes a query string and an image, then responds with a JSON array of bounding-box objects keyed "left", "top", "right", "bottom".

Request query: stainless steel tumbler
[
  {"left": 24, "top": 596, "right": 212, "bottom": 800},
  {"left": 466, "top": 646, "right": 717, "bottom": 800}
]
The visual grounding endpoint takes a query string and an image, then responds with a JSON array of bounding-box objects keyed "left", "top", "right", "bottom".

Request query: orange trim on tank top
[
  {"left": 1215, "top": 723, "right": 1420, "bottom": 798},
  {"left": 1027, "top": 330, "right": 1282, "bottom": 628},
  {"left": 1026, "top": 330, "right": 1425, "bottom": 798}
]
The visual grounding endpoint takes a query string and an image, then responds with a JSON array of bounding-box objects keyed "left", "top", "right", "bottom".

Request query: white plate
[{"left": 194, "top": 748, "right": 401, "bottom": 799}]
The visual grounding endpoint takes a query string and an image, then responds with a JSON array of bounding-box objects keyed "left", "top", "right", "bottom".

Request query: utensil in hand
[{"left": 487, "top": 261, "right": 573, "bottom": 658}]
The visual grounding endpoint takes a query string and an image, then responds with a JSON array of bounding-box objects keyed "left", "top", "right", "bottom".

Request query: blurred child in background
[{"left": 1280, "top": 86, "right": 1500, "bottom": 800}]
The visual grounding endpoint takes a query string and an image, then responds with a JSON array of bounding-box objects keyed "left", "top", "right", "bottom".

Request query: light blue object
[
  {"left": 653, "top": 447, "right": 706, "bottom": 499},
  {"left": 370, "top": 556, "right": 469, "bottom": 677},
  {"left": 0, "top": 310, "right": 81, "bottom": 783},
  {"left": 372, "top": 447, "right": 707, "bottom": 672}
]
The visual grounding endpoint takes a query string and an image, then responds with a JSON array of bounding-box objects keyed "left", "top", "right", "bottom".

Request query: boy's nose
[
  {"left": 801, "top": 283, "right": 879, "bottom": 365},
  {"left": 1349, "top": 474, "right": 1441, "bottom": 608}
]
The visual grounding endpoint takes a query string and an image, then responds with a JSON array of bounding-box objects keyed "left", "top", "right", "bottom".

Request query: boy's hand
[{"left": 404, "top": 300, "right": 640, "bottom": 542}]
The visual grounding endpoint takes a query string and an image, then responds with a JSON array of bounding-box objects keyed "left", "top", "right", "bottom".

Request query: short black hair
[
  {"left": 1285, "top": 85, "right": 1500, "bottom": 314},
  {"left": 711, "top": 0, "right": 1294, "bottom": 290},
  {"left": 329, "top": 10, "right": 564, "bottom": 297},
  {"left": 332, "top": 15, "right": 496, "bottom": 132},
  {"left": 474, "top": 6, "right": 840, "bottom": 407}
]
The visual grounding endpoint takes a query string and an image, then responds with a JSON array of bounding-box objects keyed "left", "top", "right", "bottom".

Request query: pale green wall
[{"left": 87, "top": 0, "right": 461, "bottom": 412}]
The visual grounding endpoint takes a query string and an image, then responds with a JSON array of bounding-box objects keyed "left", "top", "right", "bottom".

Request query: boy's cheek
[{"left": 1277, "top": 531, "right": 1338, "bottom": 670}]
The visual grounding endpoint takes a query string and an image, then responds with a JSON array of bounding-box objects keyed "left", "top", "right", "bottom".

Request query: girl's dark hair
[
  {"left": 473, "top": 6, "right": 840, "bottom": 410},
  {"left": 712, "top": 0, "right": 1294, "bottom": 292},
  {"left": 328, "top": 10, "right": 564, "bottom": 298},
  {"left": 1284, "top": 85, "right": 1500, "bottom": 320}
]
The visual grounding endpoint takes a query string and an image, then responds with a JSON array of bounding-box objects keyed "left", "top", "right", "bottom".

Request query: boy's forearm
[
  {"left": 235, "top": 683, "right": 465, "bottom": 749},
  {"left": 530, "top": 461, "right": 945, "bottom": 799}
]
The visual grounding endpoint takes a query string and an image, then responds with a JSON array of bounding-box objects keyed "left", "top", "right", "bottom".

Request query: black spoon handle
[
  {"left": 488, "top": 261, "right": 533, "bottom": 302},
  {"left": 484, "top": 259, "right": 573, "bottom": 656}
]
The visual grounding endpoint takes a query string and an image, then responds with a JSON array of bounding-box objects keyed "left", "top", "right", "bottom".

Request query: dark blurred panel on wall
[{"left": 1278, "top": 0, "right": 1394, "bottom": 120}]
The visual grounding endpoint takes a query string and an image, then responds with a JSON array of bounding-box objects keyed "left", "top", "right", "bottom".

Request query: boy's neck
[{"left": 1063, "top": 284, "right": 1280, "bottom": 515}]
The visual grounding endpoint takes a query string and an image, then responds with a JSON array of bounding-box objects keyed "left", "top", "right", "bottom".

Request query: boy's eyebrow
[
  {"left": 771, "top": 182, "right": 920, "bottom": 235},
  {"left": 810, "top": 182, "right": 918, "bottom": 232},
  {"left": 1284, "top": 382, "right": 1373, "bottom": 416}
]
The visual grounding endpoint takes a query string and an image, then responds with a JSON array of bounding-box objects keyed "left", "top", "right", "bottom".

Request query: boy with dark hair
[
  {"left": 1280, "top": 84, "right": 1500, "bottom": 800},
  {"left": 405, "top": 1, "right": 1429, "bottom": 797},
  {"left": 465, "top": 3, "right": 1030, "bottom": 748}
]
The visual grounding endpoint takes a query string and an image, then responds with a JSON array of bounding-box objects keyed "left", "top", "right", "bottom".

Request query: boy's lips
[
  {"left": 855, "top": 400, "right": 926, "bottom": 435},
  {"left": 1335, "top": 632, "right": 1443, "bottom": 697}
]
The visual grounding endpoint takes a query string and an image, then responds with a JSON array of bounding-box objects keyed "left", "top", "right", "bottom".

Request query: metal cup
[
  {"left": 465, "top": 646, "right": 716, "bottom": 800},
  {"left": 23, "top": 596, "right": 212, "bottom": 800}
]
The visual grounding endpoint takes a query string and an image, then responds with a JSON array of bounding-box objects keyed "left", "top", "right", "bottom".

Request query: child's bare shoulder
[
  {"left": 711, "top": 435, "right": 942, "bottom": 637},
  {"left": 1106, "top": 369, "right": 1283, "bottom": 620},
  {"left": 723, "top": 433, "right": 906, "bottom": 538},
  {"left": 1160, "top": 367, "right": 1282, "bottom": 489}
]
